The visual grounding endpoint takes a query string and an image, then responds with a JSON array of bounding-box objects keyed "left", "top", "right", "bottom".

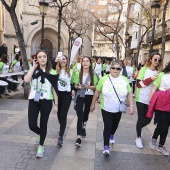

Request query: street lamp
[
  {"left": 39, "top": 1, "right": 49, "bottom": 50},
  {"left": 125, "top": 31, "right": 130, "bottom": 58},
  {"left": 150, "top": 0, "right": 160, "bottom": 54}
]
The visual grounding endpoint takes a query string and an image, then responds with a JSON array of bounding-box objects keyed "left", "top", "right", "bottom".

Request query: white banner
[{"left": 70, "top": 37, "right": 83, "bottom": 66}]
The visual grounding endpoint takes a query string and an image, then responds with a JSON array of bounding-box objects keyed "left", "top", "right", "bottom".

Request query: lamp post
[
  {"left": 150, "top": 0, "right": 160, "bottom": 54},
  {"left": 39, "top": 1, "right": 49, "bottom": 50},
  {"left": 125, "top": 31, "right": 130, "bottom": 58}
]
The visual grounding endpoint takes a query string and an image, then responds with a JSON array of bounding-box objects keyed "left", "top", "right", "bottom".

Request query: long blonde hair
[
  {"left": 145, "top": 52, "right": 162, "bottom": 72},
  {"left": 56, "top": 55, "right": 70, "bottom": 77}
]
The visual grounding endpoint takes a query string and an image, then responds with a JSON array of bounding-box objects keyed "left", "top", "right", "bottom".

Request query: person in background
[
  {"left": 74, "top": 56, "right": 98, "bottom": 147},
  {"left": 120, "top": 60, "right": 127, "bottom": 77},
  {"left": 0, "top": 42, "right": 8, "bottom": 59},
  {"left": 24, "top": 50, "right": 58, "bottom": 158},
  {"left": 90, "top": 61, "right": 134, "bottom": 156},
  {"left": 105, "top": 60, "right": 111, "bottom": 75},
  {"left": 10, "top": 53, "right": 22, "bottom": 81},
  {"left": 132, "top": 64, "right": 137, "bottom": 97},
  {"left": 73, "top": 55, "right": 83, "bottom": 72},
  {"left": 126, "top": 59, "right": 135, "bottom": 87},
  {"left": 135, "top": 52, "right": 162, "bottom": 149}
]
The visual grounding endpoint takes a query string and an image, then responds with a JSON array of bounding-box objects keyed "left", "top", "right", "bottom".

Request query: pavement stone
[{"left": 0, "top": 87, "right": 170, "bottom": 170}]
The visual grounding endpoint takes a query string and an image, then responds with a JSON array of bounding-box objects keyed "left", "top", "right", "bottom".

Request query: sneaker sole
[
  {"left": 57, "top": 142, "right": 63, "bottom": 146},
  {"left": 36, "top": 151, "right": 44, "bottom": 158},
  {"left": 156, "top": 148, "right": 169, "bottom": 156},
  {"left": 74, "top": 143, "right": 81, "bottom": 147}
]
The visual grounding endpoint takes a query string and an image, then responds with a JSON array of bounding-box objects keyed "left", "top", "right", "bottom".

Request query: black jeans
[
  {"left": 28, "top": 99, "right": 52, "bottom": 145},
  {"left": 152, "top": 111, "right": 170, "bottom": 146},
  {"left": 101, "top": 109, "right": 122, "bottom": 146},
  {"left": 76, "top": 95, "right": 93, "bottom": 135},
  {"left": 136, "top": 102, "right": 151, "bottom": 137},
  {"left": 57, "top": 91, "right": 72, "bottom": 137}
]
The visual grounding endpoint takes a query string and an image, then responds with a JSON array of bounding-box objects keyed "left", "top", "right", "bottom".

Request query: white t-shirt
[
  {"left": 94, "top": 63, "right": 102, "bottom": 79},
  {"left": 58, "top": 69, "right": 72, "bottom": 92},
  {"left": 13, "top": 61, "right": 21, "bottom": 72},
  {"left": 136, "top": 67, "right": 158, "bottom": 104},
  {"left": 82, "top": 74, "right": 94, "bottom": 95},
  {"left": 106, "top": 64, "right": 111, "bottom": 72},
  {"left": 2, "top": 63, "right": 9, "bottom": 74},
  {"left": 97, "top": 75, "right": 131, "bottom": 112},
  {"left": 28, "top": 70, "right": 56, "bottom": 100},
  {"left": 126, "top": 66, "right": 134, "bottom": 83}
]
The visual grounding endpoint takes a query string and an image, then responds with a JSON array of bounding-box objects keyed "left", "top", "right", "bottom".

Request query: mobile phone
[{"left": 58, "top": 52, "right": 63, "bottom": 57}]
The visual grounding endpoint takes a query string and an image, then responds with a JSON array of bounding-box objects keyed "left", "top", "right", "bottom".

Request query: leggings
[
  {"left": 76, "top": 95, "right": 93, "bottom": 135},
  {"left": 57, "top": 91, "right": 72, "bottom": 137},
  {"left": 152, "top": 111, "right": 170, "bottom": 146},
  {"left": 28, "top": 99, "right": 52, "bottom": 145},
  {"left": 136, "top": 102, "right": 151, "bottom": 137},
  {"left": 102, "top": 109, "right": 122, "bottom": 146}
]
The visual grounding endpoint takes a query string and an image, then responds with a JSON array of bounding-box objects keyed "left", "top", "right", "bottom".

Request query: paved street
[{"left": 0, "top": 88, "right": 170, "bottom": 170}]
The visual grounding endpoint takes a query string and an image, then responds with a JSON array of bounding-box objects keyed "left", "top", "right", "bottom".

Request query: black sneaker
[
  {"left": 74, "top": 138, "right": 81, "bottom": 147},
  {"left": 57, "top": 136, "right": 63, "bottom": 146},
  {"left": 81, "top": 128, "right": 86, "bottom": 138}
]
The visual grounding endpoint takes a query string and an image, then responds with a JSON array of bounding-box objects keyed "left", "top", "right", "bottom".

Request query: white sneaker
[
  {"left": 156, "top": 146, "right": 169, "bottom": 156},
  {"left": 135, "top": 138, "right": 143, "bottom": 149},
  {"left": 109, "top": 135, "right": 115, "bottom": 144}
]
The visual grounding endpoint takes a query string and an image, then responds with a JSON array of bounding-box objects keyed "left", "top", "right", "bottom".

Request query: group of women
[
  {"left": 0, "top": 53, "right": 23, "bottom": 97},
  {"left": 23, "top": 50, "right": 170, "bottom": 158}
]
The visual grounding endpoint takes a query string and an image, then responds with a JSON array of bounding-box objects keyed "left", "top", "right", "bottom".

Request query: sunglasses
[
  {"left": 111, "top": 67, "right": 121, "bottom": 71},
  {"left": 154, "top": 58, "right": 161, "bottom": 63}
]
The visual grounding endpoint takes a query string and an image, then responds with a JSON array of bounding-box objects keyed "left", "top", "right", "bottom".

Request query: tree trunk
[
  {"left": 58, "top": 8, "right": 62, "bottom": 51},
  {"left": 161, "top": 0, "right": 169, "bottom": 66},
  {"left": 8, "top": 9, "right": 29, "bottom": 98}
]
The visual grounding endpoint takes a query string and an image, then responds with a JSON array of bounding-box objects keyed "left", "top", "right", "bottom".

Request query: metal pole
[
  {"left": 41, "top": 14, "right": 45, "bottom": 50},
  {"left": 150, "top": 18, "right": 156, "bottom": 54}
]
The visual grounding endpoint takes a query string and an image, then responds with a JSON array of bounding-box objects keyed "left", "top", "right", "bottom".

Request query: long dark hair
[
  {"left": 15, "top": 53, "right": 21, "bottom": 61},
  {"left": 79, "top": 56, "right": 94, "bottom": 85},
  {"left": 1, "top": 54, "right": 8, "bottom": 64},
  {"left": 162, "top": 61, "right": 170, "bottom": 74},
  {"left": 35, "top": 50, "right": 51, "bottom": 73}
]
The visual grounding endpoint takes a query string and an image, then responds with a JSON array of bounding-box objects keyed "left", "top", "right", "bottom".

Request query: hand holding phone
[{"left": 57, "top": 52, "right": 63, "bottom": 62}]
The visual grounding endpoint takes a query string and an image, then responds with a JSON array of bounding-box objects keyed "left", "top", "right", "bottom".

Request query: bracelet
[
  {"left": 54, "top": 104, "right": 58, "bottom": 107},
  {"left": 130, "top": 105, "right": 134, "bottom": 107}
]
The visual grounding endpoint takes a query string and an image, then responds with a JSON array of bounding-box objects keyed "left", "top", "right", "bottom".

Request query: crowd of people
[{"left": 0, "top": 47, "right": 170, "bottom": 158}]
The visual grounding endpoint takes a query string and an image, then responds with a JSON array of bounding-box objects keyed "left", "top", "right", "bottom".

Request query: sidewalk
[{"left": 0, "top": 88, "right": 170, "bottom": 170}]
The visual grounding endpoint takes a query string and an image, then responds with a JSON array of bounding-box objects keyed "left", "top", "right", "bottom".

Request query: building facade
[
  {"left": 1, "top": 0, "right": 92, "bottom": 60},
  {"left": 91, "top": 0, "right": 129, "bottom": 59}
]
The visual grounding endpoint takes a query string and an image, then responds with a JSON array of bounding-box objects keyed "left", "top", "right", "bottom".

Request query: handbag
[{"left": 108, "top": 75, "right": 127, "bottom": 113}]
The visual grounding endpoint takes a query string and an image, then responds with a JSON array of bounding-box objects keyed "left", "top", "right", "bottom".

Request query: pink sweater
[{"left": 146, "top": 89, "right": 170, "bottom": 118}]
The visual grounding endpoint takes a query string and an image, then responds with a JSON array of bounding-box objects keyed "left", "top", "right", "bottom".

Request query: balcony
[{"left": 147, "top": 19, "right": 170, "bottom": 42}]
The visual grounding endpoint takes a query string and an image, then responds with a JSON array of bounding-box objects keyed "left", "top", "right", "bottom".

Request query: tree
[
  {"left": 1, "top": 0, "right": 29, "bottom": 97},
  {"left": 62, "top": 2, "right": 92, "bottom": 56},
  {"left": 52, "top": 0, "right": 75, "bottom": 51},
  {"left": 93, "top": 0, "right": 125, "bottom": 60},
  {"left": 161, "top": 0, "right": 170, "bottom": 65}
]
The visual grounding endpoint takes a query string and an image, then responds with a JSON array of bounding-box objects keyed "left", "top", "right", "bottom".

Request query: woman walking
[
  {"left": 56, "top": 55, "right": 75, "bottom": 146},
  {"left": 24, "top": 50, "right": 58, "bottom": 158},
  {"left": 135, "top": 52, "right": 162, "bottom": 149},
  {"left": 90, "top": 61, "right": 134, "bottom": 156},
  {"left": 148, "top": 61, "right": 170, "bottom": 155},
  {"left": 74, "top": 56, "right": 98, "bottom": 147}
]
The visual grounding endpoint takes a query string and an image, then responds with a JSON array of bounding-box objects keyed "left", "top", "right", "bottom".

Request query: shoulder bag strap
[{"left": 108, "top": 75, "right": 121, "bottom": 103}]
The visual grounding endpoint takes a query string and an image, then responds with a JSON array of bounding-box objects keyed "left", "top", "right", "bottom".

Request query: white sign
[{"left": 70, "top": 37, "right": 83, "bottom": 66}]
